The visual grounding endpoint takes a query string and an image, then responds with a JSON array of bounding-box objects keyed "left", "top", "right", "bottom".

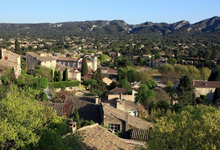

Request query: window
[{"left": 109, "top": 124, "right": 120, "bottom": 133}]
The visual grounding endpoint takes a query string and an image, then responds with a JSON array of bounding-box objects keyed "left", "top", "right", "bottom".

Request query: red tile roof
[
  {"left": 193, "top": 81, "right": 220, "bottom": 88},
  {"left": 57, "top": 57, "right": 79, "bottom": 62},
  {"left": 109, "top": 87, "right": 127, "bottom": 94}
]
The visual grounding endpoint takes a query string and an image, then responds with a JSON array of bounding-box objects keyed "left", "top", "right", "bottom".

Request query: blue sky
[{"left": 0, "top": 0, "right": 219, "bottom": 24}]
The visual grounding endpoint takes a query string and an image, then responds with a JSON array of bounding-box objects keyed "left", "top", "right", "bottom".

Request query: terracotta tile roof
[
  {"left": 193, "top": 81, "right": 220, "bottom": 88},
  {"left": 78, "top": 123, "right": 136, "bottom": 150},
  {"left": 107, "top": 68, "right": 118, "bottom": 75},
  {"left": 57, "top": 57, "right": 79, "bottom": 62},
  {"left": 109, "top": 87, "right": 127, "bottom": 94},
  {"left": 102, "top": 103, "right": 152, "bottom": 130}
]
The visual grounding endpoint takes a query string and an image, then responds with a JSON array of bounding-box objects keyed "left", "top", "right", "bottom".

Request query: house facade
[
  {"left": 193, "top": 81, "right": 220, "bottom": 102},
  {"left": 101, "top": 103, "right": 152, "bottom": 134},
  {"left": 26, "top": 52, "right": 56, "bottom": 69},
  {"left": 0, "top": 49, "right": 21, "bottom": 78},
  {"left": 56, "top": 63, "right": 81, "bottom": 81}
]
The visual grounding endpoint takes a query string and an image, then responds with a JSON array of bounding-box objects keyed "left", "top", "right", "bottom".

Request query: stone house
[
  {"left": 0, "top": 49, "right": 21, "bottom": 78},
  {"left": 174, "top": 80, "right": 220, "bottom": 102},
  {"left": 57, "top": 56, "right": 97, "bottom": 71},
  {"left": 101, "top": 103, "right": 152, "bottom": 135},
  {"left": 193, "top": 81, "right": 220, "bottom": 102},
  {"left": 56, "top": 63, "right": 81, "bottom": 81},
  {"left": 26, "top": 52, "right": 56, "bottom": 70}
]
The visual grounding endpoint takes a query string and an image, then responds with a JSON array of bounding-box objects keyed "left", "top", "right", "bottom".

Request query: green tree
[
  {"left": 177, "top": 75, "right": 195, "bottom": 105},
  {"left": 81, "top": 58, "right": 88, "bottom": 77},
  {"left": 58, "top": 71, "right": 62, "bottom": 81},
  {"left": 148, "top": 105, "right": 220, "bottom": 150},
  {"left": 187, "top": 65, "right": 200, "bottom": 78},
  {"left": 201, "top": 67, "right": 211, "bottom": 80},
  {"left": 135, "top": 84, "right": 156, "bottom": 108},
  {"left": 50, "top": 69, "right": 54, "bottom": 82},
  {"left": 83, "top": 79, "right": 97, "bottom": 90},
  {"left": 74, "top": 106, "right": 81, "bottom": 129},
  {"left": 91, "top": 68, "right": 106, "bottom": 96},
  {"left": 54, "top": 68, "right": 58, "bottom": 82},
  {"left": 63, "top": 68, "right": 68, "bottom": 81},
  {"left": 0, "top": 85, "right": 48, "bottom": 149},
  {"left": 213, "top": 88, "right": 220, "bottom": 103},
  {"left": 146, "top": 79, "right": 157, "bottom": 90},
  {"left": 34, "top": 65, "right": 52, "bottom": 82},
  {"left": 119, "top": 79, "right": 131, "bottom": 92},
  {"left": 15, "top": 38, "right": 21, "bottom": 55},
  {"left": 135, "top": 70, "right": 152, "bottom": 84}
]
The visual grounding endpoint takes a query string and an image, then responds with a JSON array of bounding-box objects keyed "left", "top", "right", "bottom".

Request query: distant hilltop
[{"left": 0, "top": 16, "right": 219, "bottom": 38}]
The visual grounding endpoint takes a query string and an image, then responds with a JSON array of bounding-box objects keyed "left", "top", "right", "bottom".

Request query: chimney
[
  {"left": 116, "top": 98, "right": 124, "bottom": 110},
  {"left": 95, "top": 96, "right": 99, "bottom": 105},
  {"left": 67, "top": 120, "right": 77, "bottom": 133}
]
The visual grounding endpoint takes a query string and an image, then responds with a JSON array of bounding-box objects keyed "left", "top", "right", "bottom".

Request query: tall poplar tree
[{"left": 81, "top": 58, "right": 88, "bottom": 77}]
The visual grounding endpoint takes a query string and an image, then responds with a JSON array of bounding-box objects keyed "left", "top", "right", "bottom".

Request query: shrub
[{"left": 49, "top": 81, "right": 80, "bottom": 89}]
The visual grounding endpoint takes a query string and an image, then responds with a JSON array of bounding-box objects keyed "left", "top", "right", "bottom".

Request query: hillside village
[{"left": 1, "top": 31, "right": 220, "bottom": 149}]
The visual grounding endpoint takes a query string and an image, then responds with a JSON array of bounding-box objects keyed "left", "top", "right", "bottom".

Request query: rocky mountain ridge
[{"left": 0, "top": 16, "right": 219, "bottom": 38}]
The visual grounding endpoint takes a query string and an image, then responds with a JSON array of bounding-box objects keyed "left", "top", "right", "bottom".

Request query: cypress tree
[
  {"left": 74, "top": 105, "right": 81, "bottom": 129},
  {"left": 63, "top": 68, "right": 68, "bottom": 81},
  {"left": 15, "top": 38, "right": 21, "bottom": 55},
  {"left": 50, "top": 69, "right": 53, "bottom": 82},
  {"left": 54, "top": 69, "right": 58, "bottom": 82},
  {"left": 58, "top": 71, "right": 61, "bottom": 81},
  {"left": 81, "top": 58, "right": 88, "bottom": 77}
]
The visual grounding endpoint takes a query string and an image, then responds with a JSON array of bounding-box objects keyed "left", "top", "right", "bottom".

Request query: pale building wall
[
  {"left": 194, "top": 87, "right": 215, "bottom": 102},
  {"left": 108, "top": 94, "right": 134, "bottom": 102},
  {"left": 40, "top": 60, "right": 56, "bottom": 70}
]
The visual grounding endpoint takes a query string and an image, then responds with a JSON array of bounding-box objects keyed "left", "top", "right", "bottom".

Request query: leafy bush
[{"left": 49, "top": 81, "right": 80, "bottom": 88}]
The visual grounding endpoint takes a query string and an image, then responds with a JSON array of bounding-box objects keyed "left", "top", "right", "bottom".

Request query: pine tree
[
  {"left": 15, "top": 38, "right": 21, "bottom": 55},
  {"left": 63, "top": 68, "right": 68, "bottom": 81},
  {"left": 81, "top": 58, "right": 88, "bottom": 77}
]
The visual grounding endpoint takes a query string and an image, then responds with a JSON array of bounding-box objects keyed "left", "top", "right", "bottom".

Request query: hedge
[{"left": 49, "top": 81, "right": 80, "bottom": 88}]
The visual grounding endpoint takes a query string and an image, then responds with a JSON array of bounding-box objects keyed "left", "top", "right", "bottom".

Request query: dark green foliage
[
  {"left": 80, "top": 119, "right": 95, "bottom": 127},
  {"left": 119, "top": 79, "right": 131, "bottom": 92},
  {"left": 156, "top": 100, "right": 170, "bottom": 112},
  {"left": 91, "top": 68, "right": 106, "bottom": 96},
  {"left": 171, "top": 103, "right": 183, "bottom": 113},
  {"left": 146, "top": 79, "right": 157, "bottom": 90},
  {"left": 54, "top": 68, "right": 58, "bottom": 82},
  {"left": 177, "top": 75, "right": 195, "bottom": 105},
  {"left": 15, "top": 38, "right": 21, "bottom": 55},
  {"left": 213, "top": 88, "right": 220, "bottom": 103},
  {"left": 108, "top": 81, "right": 119, "bottom": 91},
  {"left": 83, "top": 79, "right": 97, "bottom": 90},
  {"left": 81, "top": 58, "right": 88, "bottom": 77},
  {"left": 74, "top": 106, "right": 81, "bottom": 129},
  {"left": 1, "top": 67, "right": 16, "bottom": 85},
  {"left": 58, "top": 71, "right": 62, "bottom": 81},
  {"left": 63, "top": 68, "right": 68, "bottom": 81},
  {"left": 36, "top": 77, "right": 49, "bottom": 89},
  {"left": 50, "top": 69, "right": 54, "bottom": 82},
  {"left": 135, "top": 84, "right": 156, "bottom": 108},
  {"left": 49, "top": 81, "right": 80, "bottom": 88},
  {"left": 195, "top": 95, "right": 207, "bottom": 104}
]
